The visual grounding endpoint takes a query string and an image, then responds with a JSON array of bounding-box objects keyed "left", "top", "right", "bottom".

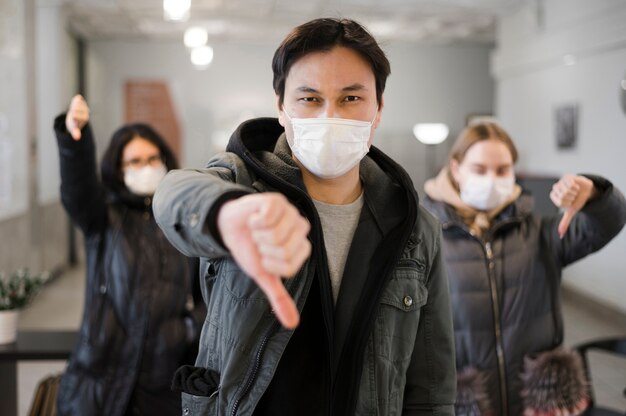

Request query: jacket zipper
[
  {"left": 443, "top": 217, "right": 522, "bottom": 416},
  {"left": 241, "top": 151, "right": 335, "bottom": 412},
  {"left": 239, "top": 148, "right": 413, "bottom": 414},
  {"left": 231, "top": 320, "right": 279, "bottom": 416},
  {"left": 483, "top": 241, "right": 508, "bottom": 416}
]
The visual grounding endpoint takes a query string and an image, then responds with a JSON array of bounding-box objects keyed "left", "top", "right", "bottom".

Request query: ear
[
  {"left": 449, "top": 159, "right": 462, "bottom": 184},
  {"left": 373, "top": 97, "right": 384, "bottom": 130},
  {"left": 276, "top": 95, "right": 286, "bottom": 127}
]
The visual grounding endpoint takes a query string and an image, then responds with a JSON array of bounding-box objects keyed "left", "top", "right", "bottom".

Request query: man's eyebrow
[
  {"left": 296, "top": 86, "right": 320, "bottom": 93},
  {"left": 342, "top": 83, "right": 367, "bottom": 92},
  {"left": 294, "top": 84, "right": 368, "bottom": 94}
]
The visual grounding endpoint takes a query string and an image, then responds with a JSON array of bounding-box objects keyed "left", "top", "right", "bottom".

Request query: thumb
[
  {"left": 71, "top": 126, "right": 81, "bottom": 141},
  {"left": 558, "top": 208, "right": 576, "bottom": 239},
  {"left": 247, "top": 267, "right": 299, "bottom": 329}
]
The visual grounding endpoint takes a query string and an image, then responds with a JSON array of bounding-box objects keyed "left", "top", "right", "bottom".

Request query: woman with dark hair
[
  {"left": 422, "top": 122, "right": 626, "bottom": 416},
  {"left": 53, "top": 95, "right": 205, "bottom": 416}
]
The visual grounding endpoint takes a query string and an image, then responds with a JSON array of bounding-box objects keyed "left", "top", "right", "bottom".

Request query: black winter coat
[
  {"left": 53, "top": 115, "right": 205, "bottom": 416},
  {"left": 423, "top": 175, "right": 626, "bottom": 416}
]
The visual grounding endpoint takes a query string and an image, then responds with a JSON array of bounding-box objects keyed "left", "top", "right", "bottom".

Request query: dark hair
[
  {"left": 100, "top": 123, "right": 178, "bottom": 194},
  {"left": 272, "top": 18, "right": 390, "bottom": 106}
]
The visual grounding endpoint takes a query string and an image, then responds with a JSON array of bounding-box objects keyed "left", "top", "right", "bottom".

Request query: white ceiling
[{"left": 61, "top": 0, "right": 528, "bottom": 44}]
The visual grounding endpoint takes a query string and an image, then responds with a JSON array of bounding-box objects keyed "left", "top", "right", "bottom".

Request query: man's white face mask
[
  {"left": 460, "top": 173, "right": 516, "bottom": 211},
  {"left": 124, "top": 165, "right": 167, "bottom": 196},
  {"left": 284, "top": 109, "right": 377, "bottom": 179}
]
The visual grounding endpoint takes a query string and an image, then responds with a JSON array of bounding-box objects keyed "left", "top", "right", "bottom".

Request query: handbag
[{"left": 28, "top": 373, "right": 62, "bottom": 416}]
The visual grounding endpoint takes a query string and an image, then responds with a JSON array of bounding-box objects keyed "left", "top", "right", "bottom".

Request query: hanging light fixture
[
  {"left": 413, "top": 123, "right": 449, "bottom": 145},
  {"left": 184, "top": 27, "right": 208, "bottom": 48},
  {"left": 191, "top": 45, "right": 214, "bottom": 69},
  {"left": 163, "top": 0, "right": 190, "bottom": 21}
]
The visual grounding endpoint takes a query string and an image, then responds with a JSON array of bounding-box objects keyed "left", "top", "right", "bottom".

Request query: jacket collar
[
  {"left": 425, "top": 190, "right": 535, "bottom": 231},
  {"left": 225, "top": 117, "right": 419, "bottom": 229},
  {"left": 107, "top": 189, "right": 154, "bottom": 212}
]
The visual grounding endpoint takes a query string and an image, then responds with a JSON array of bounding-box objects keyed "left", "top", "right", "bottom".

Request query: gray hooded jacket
[{"left": 153, "top": 118, "right": 456, "bottom": 415}]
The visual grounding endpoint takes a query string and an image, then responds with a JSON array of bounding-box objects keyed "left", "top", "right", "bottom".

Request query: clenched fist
[
  {"left": 217, "top": 193, "right": 311, "bottom": 329},
  {"left": 65, "top": 94, "right": 90, "bottom": 140}
]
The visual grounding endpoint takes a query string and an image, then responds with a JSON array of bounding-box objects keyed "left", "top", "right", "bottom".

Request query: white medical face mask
[
  {"left": 124, "top": 165, "right": 167, "bottom": 196},
  {"left": 460, "top": 173, "right": 516, "bottom": 211},
  {"left": 284, "top": 109, "right": 376, "bottom": 179}
]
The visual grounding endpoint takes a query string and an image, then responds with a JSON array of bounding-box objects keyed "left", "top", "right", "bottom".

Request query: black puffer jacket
[
  {"left": 423, "top": 175, "right": 626, "bottom": 416},
  {"left": 54, "top": 115, "right": 205, "bottom": 416}
]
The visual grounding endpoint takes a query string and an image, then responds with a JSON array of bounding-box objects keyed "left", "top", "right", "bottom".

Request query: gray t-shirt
[{"left": 313, "top": 192, "right": 364, "bottom": 304}]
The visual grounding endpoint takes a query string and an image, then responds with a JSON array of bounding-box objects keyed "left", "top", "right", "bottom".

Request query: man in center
[{"left": 154, "top": 18, "right": 456, "bottom": 415}]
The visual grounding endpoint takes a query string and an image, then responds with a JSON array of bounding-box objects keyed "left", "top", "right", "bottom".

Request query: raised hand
[
  {"left": 65, "top": 95, "right": 90, "bottom": 140},
  {"left": 217, "top": 193, "right": 311, "bottom": 329},
  {"left": 550, "top": 174, "right": 597, "bottom": 239}
]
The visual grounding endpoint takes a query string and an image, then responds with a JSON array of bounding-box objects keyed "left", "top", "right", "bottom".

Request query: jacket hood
[
  {"left": 224, "top": 117, "right": 419, "bottom": 211},
  {"left": 424, "top": 167, "right": 523, "bottom": 236}
]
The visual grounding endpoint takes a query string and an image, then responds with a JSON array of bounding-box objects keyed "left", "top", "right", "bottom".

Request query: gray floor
[{"left": 14, "top": 265, "right": 626, "bottom": 415}]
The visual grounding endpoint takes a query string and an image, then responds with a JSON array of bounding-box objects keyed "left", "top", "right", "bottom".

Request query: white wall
[
  {"left": 0, "top": 0, "right": 29, "bottom": 220},
  {"left": 493, "top": 0, "right": 626, "bottom": 312},
  {"left": 0, "top": 1, "right": 76, "bottom": 217},
  {"left": 86, "top": 38, "right": 494, "bottom": 188},
  {"left": 36, "top": 4, "right": 77, "bottom": 204}
]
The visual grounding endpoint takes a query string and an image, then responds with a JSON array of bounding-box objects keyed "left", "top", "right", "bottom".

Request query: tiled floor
[{"left": 12, "top": 265, "right": 626, "bottom": 415}]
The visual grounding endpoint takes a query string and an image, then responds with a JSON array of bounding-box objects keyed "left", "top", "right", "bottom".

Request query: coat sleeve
[
  {"left": 403, "top": 226, "right": 456, "bottom": 415},
  {"left": 152, "top": 153, "right": 254, "bottom": 258},
  {"left": 54, "top": 113, "right": 107, "bottom": 235},
  {"left": 543, "top": 175, "right": 626, "bottom": 268}
]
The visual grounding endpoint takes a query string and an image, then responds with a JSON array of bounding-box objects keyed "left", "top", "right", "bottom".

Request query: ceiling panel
[{"left": 63, "top": 0, "right": 528, "bottom": 43}]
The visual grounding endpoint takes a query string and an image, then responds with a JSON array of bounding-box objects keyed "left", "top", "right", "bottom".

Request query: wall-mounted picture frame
[{"left": 554, "top": 103, "right": 579, "bottom": 149}]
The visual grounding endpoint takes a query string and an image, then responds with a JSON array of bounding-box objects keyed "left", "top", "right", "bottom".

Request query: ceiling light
[
  {"left": 191, "top": 45, "right": 214, "bottom": 69},
  {"left": 163, "top": 0, "right": 190, "bottom": 22},
  {"left": 413, "top": 123, "right": 449, "bottom": 145},
  {"left": 184, "top": 27, "right": 208, "bottom": 48}
]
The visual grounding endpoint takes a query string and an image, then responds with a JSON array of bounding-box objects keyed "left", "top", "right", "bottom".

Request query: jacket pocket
[
  {"left": 175, "top": 365, "right": 221, "bottom": 415},
  {"left": 376, "top": 258, "right": 428, "bottom": 364},
  {"left": 181, "top": 391, "right": 219, "bottom": 416}
]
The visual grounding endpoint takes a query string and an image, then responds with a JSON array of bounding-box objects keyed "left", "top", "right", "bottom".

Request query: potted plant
[{"left": 0, "top": 269, "right": 47, "bottom": 344}]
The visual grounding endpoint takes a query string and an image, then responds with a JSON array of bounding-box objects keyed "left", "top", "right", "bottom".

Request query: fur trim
[
  {"left": 455, "top": 367, "right": 493, "bottom": 416},
  {"left": 521, "top": 347, "right": 589, "bottom": 416}
]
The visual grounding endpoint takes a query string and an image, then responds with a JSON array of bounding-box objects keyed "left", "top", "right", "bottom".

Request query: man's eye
[
  {"left": 300, "top": 97, "right": 318, "bottom": 103},
  {"left": 344, "top": 96, "right": 360, "bottom": 102}
]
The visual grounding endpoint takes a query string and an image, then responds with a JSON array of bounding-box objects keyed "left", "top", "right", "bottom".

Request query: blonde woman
[{"left": 423, "top": 122, "right": 626, "bottom": 416}]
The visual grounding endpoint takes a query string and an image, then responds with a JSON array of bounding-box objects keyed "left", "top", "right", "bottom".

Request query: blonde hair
[
  {"left": 449, "top": 122, "right": 518, "bottom": 164},
  {"left": 447, "top": 122, "right": 518, "bottom": 188}
]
